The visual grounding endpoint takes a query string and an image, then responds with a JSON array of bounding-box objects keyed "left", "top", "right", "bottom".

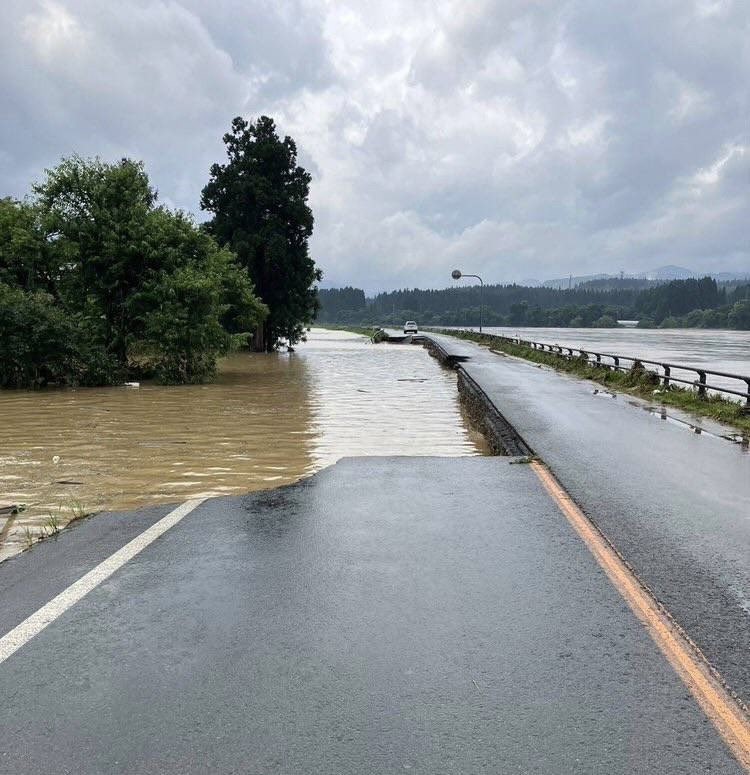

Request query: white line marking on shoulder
[{"left": 0, "top": 498, "right": 206, "bottom": 666}]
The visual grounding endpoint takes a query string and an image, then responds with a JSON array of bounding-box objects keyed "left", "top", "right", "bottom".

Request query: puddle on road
[
  {"left": 634, "top": 400, "right": 750, "bottom": 450},
  {"left": 0, "top": 329, "right": 486, "bottom": 560}
]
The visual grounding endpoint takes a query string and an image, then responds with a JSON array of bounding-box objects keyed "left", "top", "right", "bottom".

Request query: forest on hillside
[{"left": 316, "top": 278, "right": 750, "bottom": 330}]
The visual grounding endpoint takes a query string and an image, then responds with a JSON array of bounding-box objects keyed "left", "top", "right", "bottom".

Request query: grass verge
[
  {"left": 318, "top": 325, "right": 389, "bottom": 342},
  {"left": 432, "top": 329, "right": 750, "bottom": 436}
]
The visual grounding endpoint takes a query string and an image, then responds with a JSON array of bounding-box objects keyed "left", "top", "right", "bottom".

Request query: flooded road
[
  {"left": 0, "top": 329, "right": 485, "bottom": 560},
  {"left": 304, "top": 331, "right": 484, "bottom": 465}
]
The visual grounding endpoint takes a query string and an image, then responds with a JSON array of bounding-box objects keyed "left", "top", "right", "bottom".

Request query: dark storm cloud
[
  {"left": 1, "top": 0, "right": 747, "bottom": 292},
  {"left": 0, "top": 0, "right": 328, "bottom": 209}
]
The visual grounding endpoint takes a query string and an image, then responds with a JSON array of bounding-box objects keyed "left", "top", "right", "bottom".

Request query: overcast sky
[{"left": 2, "top": 0, "right": 748, "bottom": 292}]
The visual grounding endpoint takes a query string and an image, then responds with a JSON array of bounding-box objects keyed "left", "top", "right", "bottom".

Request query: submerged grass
[
  {"left": 321, "top": 325, "right": 389, "bottom": 342},
  {"left": 432, "top": 329, "right": 750, "bottom": 436},
  {"left": 17, "top": 499, "right": 93, "bottom": 553}
]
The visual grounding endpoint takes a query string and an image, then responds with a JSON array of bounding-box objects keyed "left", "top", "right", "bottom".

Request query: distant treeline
[{"left": 317, "top": 278, "right": 750, "bottom": 330}]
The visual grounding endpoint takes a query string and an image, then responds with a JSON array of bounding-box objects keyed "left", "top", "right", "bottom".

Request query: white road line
[{"left": 0, "top": 497, "right": 206, "bottom": 666}]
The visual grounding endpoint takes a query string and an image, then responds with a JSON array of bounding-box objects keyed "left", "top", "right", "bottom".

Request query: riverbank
[{"left": 431, "top": 328, "right": 750, "bottom": 436}]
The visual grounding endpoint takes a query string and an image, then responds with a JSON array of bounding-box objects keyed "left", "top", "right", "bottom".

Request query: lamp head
[{"left": 451, "top": 269, "right": 462, "bottom": 280}]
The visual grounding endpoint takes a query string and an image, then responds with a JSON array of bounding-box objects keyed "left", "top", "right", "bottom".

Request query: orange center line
[{"left": 531, "top": 459, "right": 750, "bottom": 771}]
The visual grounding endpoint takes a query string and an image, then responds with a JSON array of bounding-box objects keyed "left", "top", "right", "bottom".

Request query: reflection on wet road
[{"left": 0, "top": 329, "right": 484, "bottom": 559}]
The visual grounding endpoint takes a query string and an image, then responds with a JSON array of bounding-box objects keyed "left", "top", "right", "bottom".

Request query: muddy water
[
  {"left": 0, "top": 329, "right": 485, "bottom": 560},
  {"left": 302, "top": 331, "right": 486, "bottom": 464}
]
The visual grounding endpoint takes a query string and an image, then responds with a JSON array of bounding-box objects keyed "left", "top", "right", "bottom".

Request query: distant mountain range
[
  {"left": 645, "top": 264, "right": 695, "bottom": 280},
  {"left": 536, "top": 266, "right": 750, "bottom": 289}
]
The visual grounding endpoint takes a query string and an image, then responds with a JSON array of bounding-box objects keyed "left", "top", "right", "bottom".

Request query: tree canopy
[
  {"left": 0, "top": 157, "right": 267, "bottom": 388},
  {"left": 201, "top": 116, "right": 322, "bottom": 351}
]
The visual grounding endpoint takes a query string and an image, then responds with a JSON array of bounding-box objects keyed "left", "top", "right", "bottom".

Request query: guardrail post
[
  {"left": 696, "top": 371, "right": 707, "bottom": 398},
  {"left": 472, "top": 334, "right": 748, "bottom": 403}
]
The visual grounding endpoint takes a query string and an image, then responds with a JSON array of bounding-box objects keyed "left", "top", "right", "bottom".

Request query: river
[
  {"left": 0, "top": 329, "right": 486, "bottom": 561},
  {"left": 451, "top": 326, "right": 750, "bottom": 395}
]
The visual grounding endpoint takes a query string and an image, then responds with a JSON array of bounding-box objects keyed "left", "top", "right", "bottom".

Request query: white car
[{"left": 403, "top": 321, "right": 418, "bottom": 334}]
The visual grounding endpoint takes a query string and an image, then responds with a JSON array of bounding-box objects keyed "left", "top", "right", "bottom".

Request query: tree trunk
[{"left": 252, "top": 323, "right": 265, "bottom": 352}]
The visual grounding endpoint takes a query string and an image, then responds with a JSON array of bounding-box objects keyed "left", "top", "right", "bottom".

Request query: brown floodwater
[{"left": 0, "top": 329, "right": 486, "bottom": 560}]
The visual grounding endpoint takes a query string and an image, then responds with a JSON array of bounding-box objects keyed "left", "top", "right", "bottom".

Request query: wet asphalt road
[
  {"left": 0, "top": 457, "right": 743, "bottom": 774},
  {"left": 425, "top": 332, "right": 750, "bottom": 707}
]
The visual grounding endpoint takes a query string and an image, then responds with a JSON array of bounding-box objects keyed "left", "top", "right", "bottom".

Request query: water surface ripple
[{"left": 0, "top": 329, "right": 484, "bottom": 559}]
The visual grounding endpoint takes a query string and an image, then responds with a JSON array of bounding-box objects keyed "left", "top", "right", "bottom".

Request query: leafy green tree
[
  {"left": 635, "top": 277, "right": 721, "bottom": 323},
  {"left": 142, "top": 264, "right": 228, "bottom": 383},
  {"left": 0, "top": 198, "right": 56, "bottom": 294},
  {"left": 0, "top": 197, "right": 121, "bottom": 387},
  {"left": 34, "top": 156, "right": 156, "bottom": 370},
  {"left": 728, "top": 284, "right": 750, "bottom": 305},
  {"left": 316, "top": 287, "right": 366, "bottom": 323},
  {"left": 0, "top": 284, "right": 79, "bottom": 388},
  {"left": 201, "top": 116, "right": 322, "bottom": 351},
  {"left": 132, "top": 209, "right": 268, "bottom": 382},
  {"left": 0, "top": 156, "right": 267, "bottom": 388},
  {"left": 508, "top": 301, "right": 528, "bottom": 324},
  {"left": 728, "top": 300, "right": 750, "bottom": 330}
]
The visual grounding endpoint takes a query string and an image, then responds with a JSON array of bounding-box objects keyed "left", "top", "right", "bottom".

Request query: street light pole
[{"left": 451, "top": 269, "right": 484, "bottom": 333}]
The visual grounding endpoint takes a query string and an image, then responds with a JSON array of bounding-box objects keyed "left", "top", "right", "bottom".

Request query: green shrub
[{"left": 0, "top": 284, "right": 76, "bottom": 387}]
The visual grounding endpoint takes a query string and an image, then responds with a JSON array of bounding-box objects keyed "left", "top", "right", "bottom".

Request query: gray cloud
[{"left": 1, "top": 0, "right": 747, "bottom": 292}]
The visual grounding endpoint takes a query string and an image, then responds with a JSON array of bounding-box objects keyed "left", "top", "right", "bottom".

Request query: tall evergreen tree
[{"left": 201, "top": 116, "right": 321, "bottom": 351}]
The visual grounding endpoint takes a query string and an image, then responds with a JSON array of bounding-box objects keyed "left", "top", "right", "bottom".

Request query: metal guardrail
[{"left": 488, "top": 334, "right": 750, "bottom": 406}]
